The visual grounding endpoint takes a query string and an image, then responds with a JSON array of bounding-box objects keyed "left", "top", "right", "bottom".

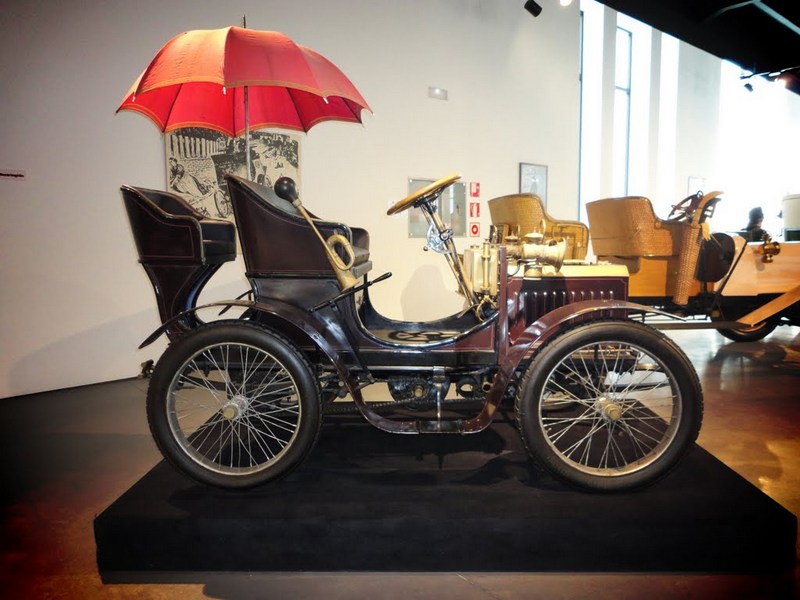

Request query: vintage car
[
  {"left": 490, "top": 190, "right": 800, "bottom": 342},
  {"left": 122, "top": 172, "right": 704, "bottom": 493}
]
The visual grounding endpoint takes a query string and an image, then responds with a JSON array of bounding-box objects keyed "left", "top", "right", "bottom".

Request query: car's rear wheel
[{"left": 147, "top": 321, "right": 321, "bottom": 489}]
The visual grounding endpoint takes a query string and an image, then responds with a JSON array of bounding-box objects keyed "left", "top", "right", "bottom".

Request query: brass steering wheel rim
[{"left": 386, "top": 172, "right": 462, "bottom": 216}]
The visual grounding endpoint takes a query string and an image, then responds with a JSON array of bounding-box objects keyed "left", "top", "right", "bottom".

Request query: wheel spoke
[
  {"left": 166, "top": 338, "right": 304, "bottom": 476},
  {"left": 535, "top": 335, "right": 683, "bottom": 477},
  {"left": 544, "top": 407, "right": 598, "bottom": 444},
  {"left": 560, "top": 418, "right": 607, "bottom": 460}
]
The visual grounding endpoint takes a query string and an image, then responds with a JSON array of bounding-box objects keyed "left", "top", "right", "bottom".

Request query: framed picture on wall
[
  {"left": 165, "top": 127, "right": 300, "bottom": 222},
  {"left": 519, "top": 162, "right": 548, "bottom": 205}
]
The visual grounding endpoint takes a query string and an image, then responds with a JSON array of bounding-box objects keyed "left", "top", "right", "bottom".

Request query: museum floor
[{"left": 2, "top": 327, "right": 799, "bottom": 599}]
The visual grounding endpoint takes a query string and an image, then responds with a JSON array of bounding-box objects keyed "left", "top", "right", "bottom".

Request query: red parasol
[{"left": 117, "top": 26, "right": 371, "bottom": 137}]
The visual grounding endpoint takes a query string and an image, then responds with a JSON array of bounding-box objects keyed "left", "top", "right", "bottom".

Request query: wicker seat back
[{"left": 488, "top": 194, "right": 589, "bottom": 260}]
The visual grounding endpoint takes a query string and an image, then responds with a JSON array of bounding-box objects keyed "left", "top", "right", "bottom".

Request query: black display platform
[{"left": 95, "top": 412, "right": 796, "bottom": 578}]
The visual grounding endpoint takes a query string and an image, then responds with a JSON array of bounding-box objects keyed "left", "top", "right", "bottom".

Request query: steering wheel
[
  {"left": 667, "top": 192, "right": 701, "bottom": 221},
  {"left": 387, "top": 172, "right": 462, "bottom": 215}
]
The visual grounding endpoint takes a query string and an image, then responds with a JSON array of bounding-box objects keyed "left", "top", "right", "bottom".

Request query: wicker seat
[
  {"left": 585, "top": 196, "right": 683, "bottom": 258},
  {"left": 585, "top": 196, "right": 701, "bottom": 305},
  {"left": 488, "top": 194, "right": 589, "bottom": 260}
]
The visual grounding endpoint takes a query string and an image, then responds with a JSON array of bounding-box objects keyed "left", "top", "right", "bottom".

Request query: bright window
[{"left": 612, "top": 26, "right": 632, "bottom": 195}]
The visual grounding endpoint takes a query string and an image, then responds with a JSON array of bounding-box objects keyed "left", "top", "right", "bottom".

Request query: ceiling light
[
  {"left": 428, "top": 86, "right": 448, "bottom": 101},
  {"left": 740, "top": 65, "right": 800, "bottom": 91}
]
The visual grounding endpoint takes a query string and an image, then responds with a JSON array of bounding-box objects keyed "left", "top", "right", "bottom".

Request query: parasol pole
[
  {"left": 245, "top": 86, "right": 251, "bottom": 180},
  {"left": 242, "top": 15, "right": 252, "bottom": 180}
]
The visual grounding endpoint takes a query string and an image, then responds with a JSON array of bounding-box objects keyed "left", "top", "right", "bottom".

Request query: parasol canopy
[{"left": 117, "top": 26, "right": 371, "bottom": 136}]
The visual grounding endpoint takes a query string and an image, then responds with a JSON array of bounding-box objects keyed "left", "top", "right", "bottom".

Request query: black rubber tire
[
  {"left": 147, "top": 321, "right": 321, "bottom": 489},
  {"left": 515, "top": 320, "right": 703, "bottom": 492},
  {"left": 718, "top": 320, "right": 777, "bottom": 343}
]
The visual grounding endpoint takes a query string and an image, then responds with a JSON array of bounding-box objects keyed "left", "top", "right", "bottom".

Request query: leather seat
[
  {"left": 225, "top": 174, "right": 371, "bottom": 280},
  {"left": 121, "top": 186, "right": 236, "bottom": 265}
]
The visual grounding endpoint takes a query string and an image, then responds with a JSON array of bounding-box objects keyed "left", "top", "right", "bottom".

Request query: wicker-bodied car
[{"left": 490, "top": 190, "right": 800, "bottom": 342}]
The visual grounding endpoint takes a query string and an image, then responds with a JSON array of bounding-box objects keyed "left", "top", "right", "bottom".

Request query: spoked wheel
[
  {"left": 147, "top": 321, "right": 321, "bottom": 489},
  {"left": 515, "top": 321, "right": 703, "bottom": 492},
  {"left": 717, "top": 318, "right": 778, "bottom": 342}
]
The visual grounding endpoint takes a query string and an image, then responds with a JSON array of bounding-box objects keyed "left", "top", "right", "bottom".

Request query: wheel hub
[
  {"left": 221, "top": 394, "right": 249, "bottom": 421},
  {"left": 595, "top": 397, "right": 622, "bottom": 422}
]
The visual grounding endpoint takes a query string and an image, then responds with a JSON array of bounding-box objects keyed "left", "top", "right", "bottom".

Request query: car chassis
[{"left": 123, "top": 172, "right": 704, "bottom": 492}]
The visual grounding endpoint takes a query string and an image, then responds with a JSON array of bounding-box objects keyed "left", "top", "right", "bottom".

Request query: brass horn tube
[{"left": 293, "top": 201, "right": 358, "bottom": 290}]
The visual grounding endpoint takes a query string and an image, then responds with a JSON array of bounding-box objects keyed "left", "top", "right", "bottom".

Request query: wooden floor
[{"left": 1, "top": 327, "right": 799, "bottom": 599}]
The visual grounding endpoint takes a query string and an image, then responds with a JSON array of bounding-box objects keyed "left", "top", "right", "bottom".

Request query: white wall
[
  {"left": 0, "top": 0, "right": 581, "bottom": 398},
  {"left": 672, "top": 44, "right": 721, "bottom": 206},
  {"left": 579, "top": 1, "right": 800, "bottom": 232}
]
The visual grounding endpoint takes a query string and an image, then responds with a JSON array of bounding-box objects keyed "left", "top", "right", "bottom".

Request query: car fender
[
  {"left": 138, "top": 298, "right": 360, "bottom": 393},
  {"left": 484, "top": 299, "right": 672, "bottom": 412}
]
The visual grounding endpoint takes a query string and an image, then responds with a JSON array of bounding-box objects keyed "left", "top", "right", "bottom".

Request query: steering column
[{"left": 387, "top": 172, "right": 480, "bottom": 312}]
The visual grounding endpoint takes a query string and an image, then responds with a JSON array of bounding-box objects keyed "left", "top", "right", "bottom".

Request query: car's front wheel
[{"left": 515, "top": 320, "right": 703, "bottom": 492}]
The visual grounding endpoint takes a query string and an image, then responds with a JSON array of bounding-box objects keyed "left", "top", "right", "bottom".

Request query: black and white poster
[{"left": 165, "top": 128, "right": 301, "bottom": 221}]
